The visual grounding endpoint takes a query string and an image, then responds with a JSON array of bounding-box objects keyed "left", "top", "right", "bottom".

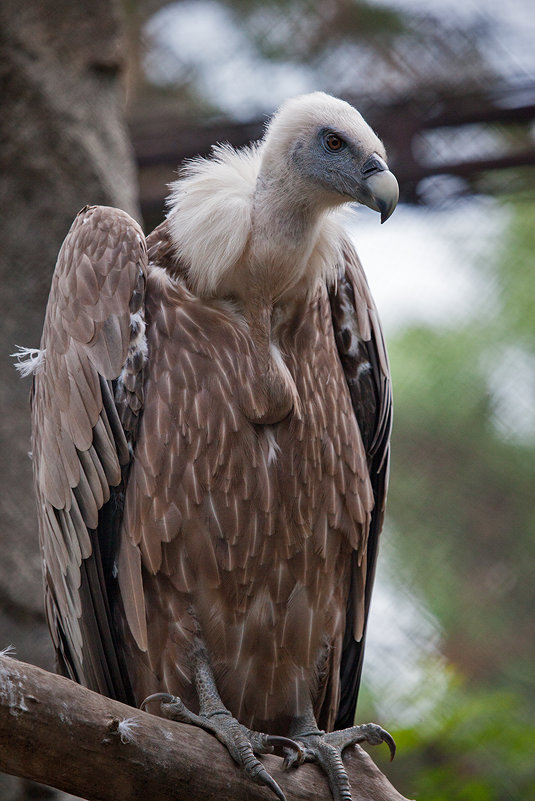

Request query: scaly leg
[
  {"left": 141, "top": 639, "right": 303, "bottom": 801},
  {"left": 283, "top": 703, "right": 395, "bottom": 801}
]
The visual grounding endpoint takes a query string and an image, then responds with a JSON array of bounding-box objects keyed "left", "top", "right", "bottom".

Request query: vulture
[{"left": 25, "top": 92, "right": 398, "bottom": 801}]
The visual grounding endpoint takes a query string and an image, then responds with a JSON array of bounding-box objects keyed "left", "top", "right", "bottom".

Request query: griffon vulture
[{"left": 24, "top": 92, "right": 398, "bottom": 801}]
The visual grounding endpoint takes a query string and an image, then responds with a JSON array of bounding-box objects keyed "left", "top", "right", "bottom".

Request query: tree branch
[{"left": 0, "top": 655, "right": 411, "bottom": 801}]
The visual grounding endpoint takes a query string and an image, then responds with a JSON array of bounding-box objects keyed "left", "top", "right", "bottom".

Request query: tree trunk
[{"left": 0, "top": 1, "right": 139, "bottom": 797}]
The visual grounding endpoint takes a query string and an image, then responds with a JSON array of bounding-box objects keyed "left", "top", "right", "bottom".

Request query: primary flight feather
[{"left": 28, "top": 92, "right": 397, "bottom": 801}]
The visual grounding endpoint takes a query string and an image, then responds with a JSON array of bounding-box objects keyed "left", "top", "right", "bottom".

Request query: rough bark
[
  {"left": 0, "top": 655, "right": 411, "bottom": 801},
  {"left": 0, "top": 1, "right": 140, "bottom": 798}
]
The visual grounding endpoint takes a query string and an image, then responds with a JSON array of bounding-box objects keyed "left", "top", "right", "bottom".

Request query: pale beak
[{"left": 359, "top": 154, "right": 399, "bottom": 223}]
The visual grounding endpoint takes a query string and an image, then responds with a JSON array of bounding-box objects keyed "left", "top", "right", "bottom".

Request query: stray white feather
[
  {"left": 0, "top": 645, "right": 15, "bottom": 658},
  {"left": 117, "top": 717, "right": 140, "bottom": 744},
  {"left": 11, "top": 346, "right": 46, "bottom": 377}
]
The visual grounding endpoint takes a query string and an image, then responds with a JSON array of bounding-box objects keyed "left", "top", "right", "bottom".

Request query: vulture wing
[
  {"left": 31, "top": 205, "right": 147, "bottom": 703},
  {"left": 329, "top": 238, "right": 392, "bottom": 730}
]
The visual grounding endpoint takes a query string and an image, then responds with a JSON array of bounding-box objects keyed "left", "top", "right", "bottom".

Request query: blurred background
[{"left": 1, "top": 0, "right": 534, "bottom": 799}]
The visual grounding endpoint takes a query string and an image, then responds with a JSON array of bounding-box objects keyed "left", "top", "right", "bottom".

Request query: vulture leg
[
  {"left": 283, "top": 704, "right": 395, "bottom": 801},
  {"left": 141, "top": 639, "right": 303, "bottom": 801}
]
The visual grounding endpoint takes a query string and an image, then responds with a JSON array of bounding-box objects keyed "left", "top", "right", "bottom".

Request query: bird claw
[
  {"left": 285, "top": 722, "right": 396, "bottom": 801},
  {"left": 325, "top": 721, "right": 396, "bottom": 761},
  {"left": 359, "top": 723, "right": 396, "bottom": 761},
  {"left": 141, "top": 692, "right": 291, "bottom": 801},
  {"left": 289, "top": 736, "right": 353, "bottom": 801},
  {"left": 141, "top": 692, "right": 202, "bottom": 726},
  {"left": 208, "top": 717, "right": 292, "bottom": 801},
  {"left": 141, "top": 694, "right": 395, "bottom": 801},
  {"left": 247, "top": 760, "right": 287, "bottom": 801},
  {"left": 140, "top": 691, "right": 175, "bottom": 710},
  {"left": 266, "top": 735, "right": 305, "bottom": 763},
  {"left": 282, "top": 745, "right": 306, "bottom": 770}
]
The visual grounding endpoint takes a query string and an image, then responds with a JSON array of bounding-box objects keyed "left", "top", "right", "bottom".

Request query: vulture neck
[
  {"left": 166, "top": 145, "right": 340, "bottom": 424},
  {"left": 231, "top": 168, "right": 329, "bottom": 425},
  {"left": 245, "top": 168, "right": 327, "bottom": 305}
]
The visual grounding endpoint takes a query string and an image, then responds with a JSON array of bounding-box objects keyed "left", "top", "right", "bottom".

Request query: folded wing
[
  {"left": 31, "top": 205, "right": 147, "bottom": 701},
  {"left": 329, "top": 238, "right": 392, "bottom": 730}
]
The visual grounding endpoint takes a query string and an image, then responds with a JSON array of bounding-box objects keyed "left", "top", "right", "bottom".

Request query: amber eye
[{"left": 324, "top": 133, "right": 344, "bottom": 152}]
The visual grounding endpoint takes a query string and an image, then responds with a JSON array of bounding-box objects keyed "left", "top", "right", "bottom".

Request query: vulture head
[
  {"left": 168, "top": 92, "right": 398, "bottom": 299},
  {"left": 259, "top": 91, "right": 399, "bottom": 222}
]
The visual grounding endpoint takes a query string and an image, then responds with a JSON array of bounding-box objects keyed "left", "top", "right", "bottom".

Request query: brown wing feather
[
  {"left": 32, "top": 205, "right": 147, "bottom": 701},
  {"left": 329, "top": 237, "right": 392, "bottom": 730}
]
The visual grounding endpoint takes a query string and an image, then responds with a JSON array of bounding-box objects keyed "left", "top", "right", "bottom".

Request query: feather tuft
[
  {"left": 117, "top": 717, "right": 140, "bottom": 744},
  {"left": 11, "top": 346, "right": 46, "bottom": 377},
  {"left": 265, "top": 427, "right": 281, "bottom": 466},
  {"left": 167, "top": 143, "right": 260, "bottom": 296}
]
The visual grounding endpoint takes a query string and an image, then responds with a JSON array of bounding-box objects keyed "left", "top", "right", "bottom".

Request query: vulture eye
[{"left": 323, "top": 132, "right": 345, "bottom": 152}]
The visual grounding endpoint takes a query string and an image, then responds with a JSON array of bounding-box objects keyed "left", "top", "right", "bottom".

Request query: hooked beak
[{"left": 358, "top": 154, "right": 399, "bottom": 223}]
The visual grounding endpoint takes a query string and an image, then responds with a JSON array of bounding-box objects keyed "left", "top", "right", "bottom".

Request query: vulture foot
[
  {"left": 141, "top": 640, "right": 303, "bottom": 801},
  {"left": 284, "top": 715, "right": 395, "bottom": 801},
  {"left": 141, "top": 692, "right": 302, "bottom": 801}
]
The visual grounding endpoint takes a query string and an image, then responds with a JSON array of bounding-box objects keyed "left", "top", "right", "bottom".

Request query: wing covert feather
[{"left": 32, "top": 205, "right": 147, "bottom": 700}]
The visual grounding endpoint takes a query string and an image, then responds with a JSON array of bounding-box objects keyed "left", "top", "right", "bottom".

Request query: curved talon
[
  {"left": 253, "top": 765, "right": 288, "bottom": 801},
  {"left": 380, "top": 728, "right": 396, "bottom": 761},
  {"left": 140, "top": 692, "right": 177, "bottom": 711},
  {"left": 354, "top": 722, "right": 396, "bottom": 761},
  {"left": 282, "top": 746, "right": 306, "bottom": 771},
  {"left": 140, "top": 692, "right": 204, "bottom": 728},
  {"left": 230, "top": 718, "right": 292, "bottom": 801},
  {"left": 324, "top": 721, "right": 397, "bottom": 763},
  {"left": 285, "top": 719, "right": 397, "bottom": 800},
  {"left": 267, "top": 735, "right": 305, "bottom": 763}
]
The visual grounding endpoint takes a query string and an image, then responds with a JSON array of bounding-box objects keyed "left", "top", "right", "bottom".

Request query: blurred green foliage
[
  {"left": 376, "top": 682, "right": 535, "bottom": 800},
  {"left": 220, "top": 0, "right": 405, "bottom": 61},
  {"left": 375, "top": 198, "right": 535, "bottom": 799}
]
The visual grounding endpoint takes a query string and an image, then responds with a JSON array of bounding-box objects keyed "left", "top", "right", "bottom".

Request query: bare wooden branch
[{"left": 0, "top": 655, "right": 411, "bottom": 801}]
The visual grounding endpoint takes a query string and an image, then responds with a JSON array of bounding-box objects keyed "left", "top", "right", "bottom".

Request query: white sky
[
  {"left": 346, "top": 197, "right": 505, "bottom": 334},
  {"left": 145, "top": 0, "right": 312, "bottom": 118}
]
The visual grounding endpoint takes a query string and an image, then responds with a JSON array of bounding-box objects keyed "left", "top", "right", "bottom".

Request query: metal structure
[{"left": 131, "top": 83, "right": 535, "bottom": 229}]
